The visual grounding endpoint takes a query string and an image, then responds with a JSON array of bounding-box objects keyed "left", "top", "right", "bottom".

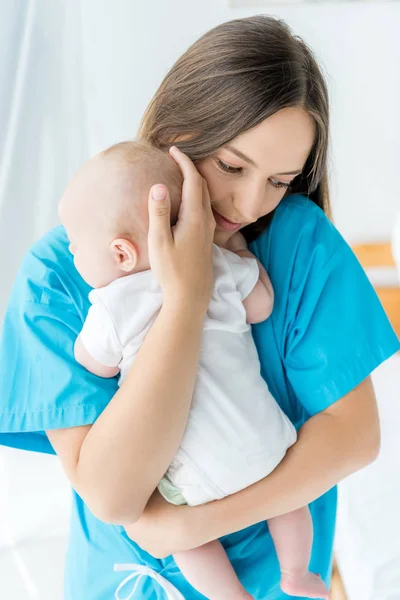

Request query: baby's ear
[{"left": 110, "top": 238, "right": 138, "bottom": 272}]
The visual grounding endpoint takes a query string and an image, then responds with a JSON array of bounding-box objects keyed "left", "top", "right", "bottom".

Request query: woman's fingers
[
  {"left": 202, "top": 178, "right": 214, "bottom": 220},
  {"left": 169, "top": 146, "right": 203, "bottom": 219},
  {"left": 146, "top": 147, "right": 214, "bottom": 310},
  {"left": 169, "top": 146, "right": 199, "bottom": 183},
  {"left": 148, "top": 184, "right": 173, "bottom": 248}
]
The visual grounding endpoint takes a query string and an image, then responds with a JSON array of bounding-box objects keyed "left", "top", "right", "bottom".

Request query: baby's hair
[
  {"left": 102, "top": 139, "right": 166, "bottom": 163},
  {"left": 101, "top": 140, "right": 183, "bottom": 216}
]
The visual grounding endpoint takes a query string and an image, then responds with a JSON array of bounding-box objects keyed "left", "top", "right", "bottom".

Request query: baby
[{"left": 58, "top": 140, "right": 330, "bottom": 600}]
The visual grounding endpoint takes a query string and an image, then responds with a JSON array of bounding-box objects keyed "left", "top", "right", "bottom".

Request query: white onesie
[{"left": 79, "top": 245, "right": 297, "bottom": 506}]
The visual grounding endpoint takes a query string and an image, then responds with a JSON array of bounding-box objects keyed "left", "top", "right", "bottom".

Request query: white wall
[{"left": 81, "top": 0, "right": 400, "bottom": 243}]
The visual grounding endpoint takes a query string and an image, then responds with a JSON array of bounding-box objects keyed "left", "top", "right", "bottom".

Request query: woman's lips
[{"left": 212, "top": 210, "right": 242, "bottom": 232}]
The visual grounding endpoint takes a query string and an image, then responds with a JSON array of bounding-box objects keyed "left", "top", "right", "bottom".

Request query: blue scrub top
[{"left": 1, "top": 195, "right": 398, "bottom": 599}]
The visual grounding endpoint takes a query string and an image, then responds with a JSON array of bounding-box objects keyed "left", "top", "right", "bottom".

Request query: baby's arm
[
  {"left": 74, "top": 295, "right": 121, "bottom": 379},
  {"left": 74, "top": 336, "right": 120, "bottom": 378},
  {"left": 225, "top": 232, "right": 274, "bottom": 324}
]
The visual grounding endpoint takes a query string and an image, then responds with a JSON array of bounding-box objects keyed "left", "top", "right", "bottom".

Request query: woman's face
[{"left": 196, "top": 107, "right": 316, "bottom": 246}]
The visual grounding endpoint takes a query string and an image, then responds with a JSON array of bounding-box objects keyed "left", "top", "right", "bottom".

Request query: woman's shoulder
[
  {"left": 12, "top": 225, "right": 89, "bottom": 308},
  {"left": 23, "top": 225, "right": 70, "bottom": 275},
  {"left": 251, "top": 194, "right": 399, "bottom": 415},
  {"left": 271, "top": 193, "right": 339, "bottom": 252},
  {"left": 0, "top": 226, "right": 114, "bottom": 447},
  {"left": 251, "top": 194, "right": 343, "bottom": 275}
]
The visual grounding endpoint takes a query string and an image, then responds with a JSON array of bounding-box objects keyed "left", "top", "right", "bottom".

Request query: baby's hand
[{"left": 223, "top": 231, "right": 248, "bottom": 253}]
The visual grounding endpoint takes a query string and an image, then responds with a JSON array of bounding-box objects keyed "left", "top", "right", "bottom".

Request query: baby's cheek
[
  {"left": 92, "top": 254, "right": 120, "bottom": 288},
  {"left": 72, "top": 255, "right": 86, "bottom": 280},
  {"left": 72, "top": 254, "right": 95, "bottom": 286}
]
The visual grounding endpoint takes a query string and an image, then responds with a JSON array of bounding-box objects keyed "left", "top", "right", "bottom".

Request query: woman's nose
[{"left": 234, "top": 187, "right": 265, "bottom": 224}]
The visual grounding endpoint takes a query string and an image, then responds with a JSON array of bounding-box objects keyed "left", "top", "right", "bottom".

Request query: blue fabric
[{"left": 1, "top": 194, "right": 398, "bottom": 599}]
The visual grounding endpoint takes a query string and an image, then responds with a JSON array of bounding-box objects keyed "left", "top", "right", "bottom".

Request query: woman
[{"left": 0, "top": 15, "right": 398, "bottom": 600}]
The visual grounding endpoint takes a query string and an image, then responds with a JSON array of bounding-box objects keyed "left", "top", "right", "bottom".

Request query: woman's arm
[
  {"left": 47, "top": 148, "right": 216, "bottom": 524},
  {"left": 126, "top": 376, "right": 380, "bottom": 557},
  {"left": 48, "top": 303, "right": 206, "bottom": 524}
]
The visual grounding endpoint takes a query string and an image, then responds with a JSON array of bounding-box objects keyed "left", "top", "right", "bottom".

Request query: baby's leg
[
  {"left": 174, "top": 540, "right": 253, "bottom": 600},
  {"left": 267, "top": 506, "right": 330, "bottom": 599}
]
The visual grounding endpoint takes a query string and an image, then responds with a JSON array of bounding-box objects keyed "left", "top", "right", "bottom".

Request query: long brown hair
[{"left": 138, "top": 15, "right": 330, "bottom": 242}]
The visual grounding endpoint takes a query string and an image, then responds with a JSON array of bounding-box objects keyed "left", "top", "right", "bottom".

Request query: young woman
[{"left": 1, "top": 15, "right": 398, "bottom": 600}]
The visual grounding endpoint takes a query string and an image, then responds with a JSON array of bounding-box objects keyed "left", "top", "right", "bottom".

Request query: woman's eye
[
  {"left": 216, "top": 159, "right": 290, "bottom": 190},
  {"left": 270, "top": 178, "right": 291, "bottom": 190},
  {"left": 216, "top": 159, "right": 242, "bottom": 174}
]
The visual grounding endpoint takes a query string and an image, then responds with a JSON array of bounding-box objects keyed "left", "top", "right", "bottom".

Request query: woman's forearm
[
  {"left": 77, "top": 300, "right": 205, "bottom": 522},
  {"left": 187, "top": 379, "right": 380, "bottom": 548}
]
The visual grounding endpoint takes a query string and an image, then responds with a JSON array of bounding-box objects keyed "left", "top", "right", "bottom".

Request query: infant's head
[{"left": 58, "top": 141, "right": 182, "bottom": 288}]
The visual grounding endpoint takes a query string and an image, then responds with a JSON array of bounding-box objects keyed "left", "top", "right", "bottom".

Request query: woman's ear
[{"left": 110, "top": 238, "right": 138, "bottom": 272}]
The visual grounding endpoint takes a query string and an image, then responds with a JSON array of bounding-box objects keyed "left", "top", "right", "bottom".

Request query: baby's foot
[{"left": 280, "top": 571, "right": 330, "bottom": 599}]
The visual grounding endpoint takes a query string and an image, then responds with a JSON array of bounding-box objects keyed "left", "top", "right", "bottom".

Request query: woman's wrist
[
  {"left": 162, "top": 290, "right": 210, "bottom": 320},
  {"left": 177, "top": 500, "right": 224, "bottom": 550}
]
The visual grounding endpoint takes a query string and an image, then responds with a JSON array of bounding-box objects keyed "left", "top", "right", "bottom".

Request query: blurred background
[{"left": 0, "top": 1, "right": 399, "bottom": 599}]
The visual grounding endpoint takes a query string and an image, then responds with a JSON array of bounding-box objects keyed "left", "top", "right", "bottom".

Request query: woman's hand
[
  {"left": 148, "top": 146, "right": 216, "bottom": 313},
  {"left": 125, "top": 490, "right": 202, "bottom": 559}
]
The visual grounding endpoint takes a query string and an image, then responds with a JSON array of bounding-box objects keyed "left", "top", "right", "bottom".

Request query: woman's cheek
[{"left": 196, "top": 162, "right": 221, "bottom": 197}]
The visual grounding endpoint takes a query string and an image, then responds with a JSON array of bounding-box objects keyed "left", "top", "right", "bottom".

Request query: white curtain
[
  {"left": 0, "top": 0, "right": 89, "bottom": 319},
  {"left": 0, "top": 3, "right": 86, "bottom": 598}
]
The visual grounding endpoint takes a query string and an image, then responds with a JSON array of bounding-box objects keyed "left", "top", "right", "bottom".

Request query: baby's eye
[{"left": 216, "top": 159, "right": 242, "bottom": 174}]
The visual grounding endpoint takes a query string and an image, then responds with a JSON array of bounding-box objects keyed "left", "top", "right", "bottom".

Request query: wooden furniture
[{"left": 352, "top": 242, "right": 400, "bottom": 338}]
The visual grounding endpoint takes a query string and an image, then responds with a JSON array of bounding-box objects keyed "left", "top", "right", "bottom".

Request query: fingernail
[
  {"left": 169, "top": 146, "right": 177, "bottom": 153},
  {"left": 152, "top": 184, "right": 167, "bottom": 200}
]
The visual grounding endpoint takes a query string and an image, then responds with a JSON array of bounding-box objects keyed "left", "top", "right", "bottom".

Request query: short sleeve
[
  {"left": 250, "top": 196, "right": 400, "bottom": 417},
  {"left": 283, "top": 240, "right": 399, "bottom": 413},
  {"left": 79, "top": 292, "right": 123, "bottom": 367},
  {"left": 0, "top": 226, "right": 118, "bottom": 454},
  {"left": 221, "top": 249, "right": 260, "bottom": 300}
]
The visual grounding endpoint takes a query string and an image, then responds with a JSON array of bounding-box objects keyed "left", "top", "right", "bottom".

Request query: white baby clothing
[{"left": 79, "top": 245, "right": 297, "bottom": 506}]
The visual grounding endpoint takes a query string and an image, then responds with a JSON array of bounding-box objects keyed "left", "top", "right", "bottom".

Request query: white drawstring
[{"left": 114, "top": 563, "right": 185, "bottom": 600}]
